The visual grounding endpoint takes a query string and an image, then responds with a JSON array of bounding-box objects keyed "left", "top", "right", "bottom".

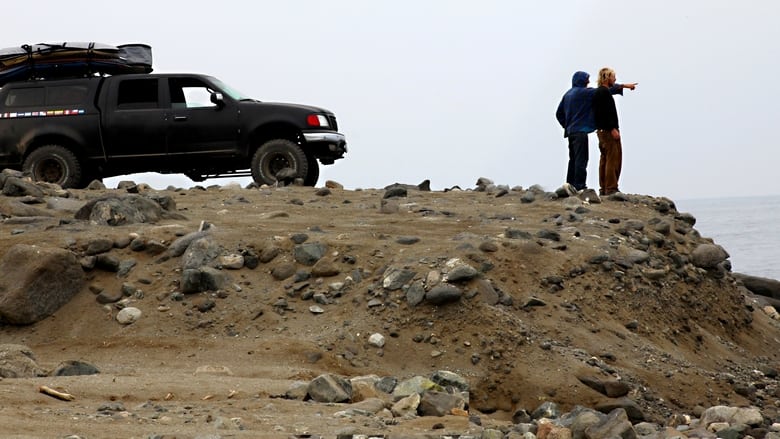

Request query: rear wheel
[
  {"left": 304, "top": 155, "right": 320, "bottom": 186},
  {"left": 23, "top": 144, "right": 82, "bottom": 188},
  {"left": 251, "top": 139, "right": 308, "bottom": 186}
]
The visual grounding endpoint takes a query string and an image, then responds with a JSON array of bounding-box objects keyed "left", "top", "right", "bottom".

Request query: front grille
[{"left": 328, "top": 115, "right": 338, "bottom": 131}]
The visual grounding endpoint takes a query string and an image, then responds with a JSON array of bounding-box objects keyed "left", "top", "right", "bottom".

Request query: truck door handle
[{"left": 174, "top": 116, "right": 188, "bottom": 122}]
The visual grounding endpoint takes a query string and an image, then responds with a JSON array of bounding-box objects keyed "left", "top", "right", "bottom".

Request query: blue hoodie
[{"left": 556, "top": 71, "right": 622, "bottom": 137}]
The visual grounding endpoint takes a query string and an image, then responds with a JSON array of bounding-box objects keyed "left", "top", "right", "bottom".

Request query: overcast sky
[{"left": 4, "top": 1, "right": 778, "bottom": 201}]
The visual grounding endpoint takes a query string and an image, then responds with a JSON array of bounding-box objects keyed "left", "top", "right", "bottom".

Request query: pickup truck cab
[{"left": 0, "top": 73, "right": 346, "bottom": 188}]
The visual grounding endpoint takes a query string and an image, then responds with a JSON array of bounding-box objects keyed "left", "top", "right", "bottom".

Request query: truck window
[
  {"left": 47, "top": 85, "right": 89, "bottom": 106},
  {"left": 117, "top": 79, "right": 159, "bottom": 109},
  {"left": 169, "top": 78, "right": 216, "bottom": 109},
  {"left": 4, "top": 88, "right": 45, "bottom": 107}
]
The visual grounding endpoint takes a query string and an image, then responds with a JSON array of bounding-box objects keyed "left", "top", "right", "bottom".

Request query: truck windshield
[{"left": 209, "top": 77, "right": 253, "bottom": 101}]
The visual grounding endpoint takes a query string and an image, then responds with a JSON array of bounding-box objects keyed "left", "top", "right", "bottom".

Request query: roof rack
[{"left": 0, "top": 42, "right": 153, "bottom": 86}]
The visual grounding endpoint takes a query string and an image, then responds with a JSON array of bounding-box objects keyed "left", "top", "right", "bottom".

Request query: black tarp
[{"left": 0, "top": 42, "right": 153, "bottom": 86}]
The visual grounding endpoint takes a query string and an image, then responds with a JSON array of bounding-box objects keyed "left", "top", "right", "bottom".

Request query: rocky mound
[{"left": 1, "top": 170, "right": 780, "bottom": 438}]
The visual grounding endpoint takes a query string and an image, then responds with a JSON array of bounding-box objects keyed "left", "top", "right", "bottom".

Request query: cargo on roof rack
[{"left": 0, "top": 42, "right": 152, "bottom": 86}]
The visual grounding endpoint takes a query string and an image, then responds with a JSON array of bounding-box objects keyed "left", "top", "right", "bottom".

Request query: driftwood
[{"left": 38, "top": 385, "right": 74, "bottom": 401}]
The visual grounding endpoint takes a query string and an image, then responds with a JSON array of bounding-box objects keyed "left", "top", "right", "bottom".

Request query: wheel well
[
  {"left": 24, "top": 136, "right": 84, "bottom": 162},
  {"left": 248, "top": 123, "right": 302, "bottom": 157}
]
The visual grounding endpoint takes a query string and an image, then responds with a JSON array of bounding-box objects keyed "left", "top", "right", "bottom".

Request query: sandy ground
[{"left": 1, "top": 181, "right": 779, "bottom": 438}]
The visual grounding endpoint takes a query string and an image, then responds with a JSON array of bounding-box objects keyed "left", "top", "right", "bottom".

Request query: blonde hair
[{"left": 597, "top": 67, "right": 615, "bottom": 87}]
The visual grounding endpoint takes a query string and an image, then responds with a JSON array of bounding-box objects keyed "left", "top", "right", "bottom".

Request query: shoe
[{"left": 563, "top": 183, "right": 577, "bottom": 197}]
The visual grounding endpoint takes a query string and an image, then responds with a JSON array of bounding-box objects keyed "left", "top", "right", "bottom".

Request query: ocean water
[{"left": 675, "top": 195, "right": 780, "bottom": 281}]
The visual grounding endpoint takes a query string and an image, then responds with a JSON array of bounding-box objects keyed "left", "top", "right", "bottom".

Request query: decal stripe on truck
[{"left": 0, "top": 109, "right": 85, "bottom": 119}]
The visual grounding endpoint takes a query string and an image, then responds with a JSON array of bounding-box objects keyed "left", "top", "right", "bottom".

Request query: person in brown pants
[{"left": 593, "top": 67, "right": 636, "bottom": 196}]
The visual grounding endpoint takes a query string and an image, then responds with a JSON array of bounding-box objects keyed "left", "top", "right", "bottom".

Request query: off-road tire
[
  {"left": 251, "top": 139, "right": 308, "bottom": 186},
  {"left": 23, "top": 144, "right": 82, "bottom": 188},
  {"left": 304, "top": 154, "right": 320, "bottom": 186}
]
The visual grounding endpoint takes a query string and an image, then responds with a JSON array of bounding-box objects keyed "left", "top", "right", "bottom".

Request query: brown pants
[{"left": 597, "top": 130, "right": 622, "bottom": 195}]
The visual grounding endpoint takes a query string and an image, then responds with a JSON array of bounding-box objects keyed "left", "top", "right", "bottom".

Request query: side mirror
[{"left": 210, "top": 92, "right": 225, "bottom": 108}]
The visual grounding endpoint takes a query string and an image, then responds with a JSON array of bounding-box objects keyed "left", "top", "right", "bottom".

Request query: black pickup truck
[{"left": 0, "top": 73, "right": 347, "bottom": 188}]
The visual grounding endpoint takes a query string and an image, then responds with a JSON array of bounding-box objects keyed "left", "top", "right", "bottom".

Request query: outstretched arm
[{"left": 608, "top": 82, "right": 638, "bottom": 95}]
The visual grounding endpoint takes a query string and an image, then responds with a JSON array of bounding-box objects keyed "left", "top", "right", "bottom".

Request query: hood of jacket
[{"left": 571, "top": 71, "right": 589, "bottom": 87}]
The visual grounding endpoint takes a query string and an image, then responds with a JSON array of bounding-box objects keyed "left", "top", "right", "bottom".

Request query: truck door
[
  {"left": 102, "top": 77, "right": 168, "bottom": 160},
  {"left": 165, "top": 77, "right": 239, "bottom": 159}
]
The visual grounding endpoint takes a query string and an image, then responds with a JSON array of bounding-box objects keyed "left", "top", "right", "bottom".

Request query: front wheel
[
  {"left": 23, "top": 144, "right": 83, "bottom": 188},
  {"left": 251, "top": 139, "right": 309, "bottom": 186},
  {"left": 304, "top": 155, "right": 320, "bottom": 186}
]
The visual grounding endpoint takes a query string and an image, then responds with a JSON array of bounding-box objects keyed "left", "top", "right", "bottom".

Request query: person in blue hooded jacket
[{"left": 556, "top": 71, "right": 635, "bottom": 194}]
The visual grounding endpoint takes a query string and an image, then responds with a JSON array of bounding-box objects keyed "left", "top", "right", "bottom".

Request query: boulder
[
  {"left": 0, "top": 344, "right": 47, "bottom": 378},
  {"left": 0, "top": 244, "right": 85, "bottom": 325}
]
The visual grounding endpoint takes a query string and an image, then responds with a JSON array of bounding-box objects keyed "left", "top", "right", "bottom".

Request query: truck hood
[{"left": 241, "top": 100, "right": 332, "bottom": 115}]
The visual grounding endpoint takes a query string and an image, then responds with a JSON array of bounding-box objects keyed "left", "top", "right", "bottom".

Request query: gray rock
[
  {"left": 537, "top": 229, "right": 561, "bottom": 241},
  {"left": 391, "top": 393, "right": 420, "bottom": 417},
  {"left": 86, "top": 179, "right": 106, "bottom": 190},
  {"left": 218, "top": 254, "right": 244, "bottom": 269},
  {"left": 0, "top": 344, "right": 46, "bottom": 378},
  {"left": 311, "top": 259, "right": 340, "bottom": 277},
  {"left": 293, "top": 242, "right": 327, "bottom": 266},
  {"left": 376, "top": 376, "right": 397, "bottom": 394},
  {"left": 383, "top": 186, "right": 408, "bottom": 199},
  {"left": 96, "top": 288, "right": 123, "bottom": 304},
  {"left": 506, "top": 228, "right": 533, "bottom": 239},
  {"left": 561, "top": 406, "right": 605, "bottom": 439},
  {"left": 259, "top": 245, "right": 282, "bottom": 263},
  {"left": 2, "top": 177, "right": 45, "bottom": 197},
  {"left": 307, "top": 373, "right": 353, "bottom": 403},
  {"left": 95, "top": 254, "right": 121, "bottom": 272},
  {"left": 0, "top": 244, "right": 85, "bottom": 325},
  {"left": 425, "top": 284, "right": 462, "bottom": 305},
  {"left": 116, "top": 307, "right": 141, "bottom": 325},
  {"left": 594, "top": 397, "right": 645, "bottom": 422},
  {"left": 676, "top": 212, "right": 696, "bottom": 226},
  {"left": 625, "top": 248, "right": 650, "bottom": 264},
  {"left": 271, "top": 263, "right": 297, "bottom": 281},
  {"left": 393, "top": 376, "right": 443, "bottom": 398},
  {"left": 700, "top": 405, "right": 763, "bottom": 427},
  {"left": 691, "top": 244, "right": 730, "bottom": 269},
  {"left": 182, "top": 236, "right": 222, "bottom": 270},
  {"left": 166, "top": 231, "right": 209, "bottom": 258},
  {"left": 349, "top": 397, "right": 387, "bottom": 414},
  {"left": 383, "top": 267, "right": 417, "bottom": 290},
  {"left": 396, "top": 236, "right": 420, "bottom": 245},
  {"left": 430, "top": 370, "right": 469, "bottom": 393},
  {"left": 290, "top": 233, "right": 309, "bottom": 244},
  {"left": 51, "top": 360, "right": 100, "bottom": 376},
  {"left": 475, "top": 279, "right": 500, "bottom": 305},
  {"left": 284, "top": 381, "right": 309, "bottom": 400},
  {"left": 199, "top": 266, "right": 230, "bottom": 292},
  {"left": 0, "top": 199, "right": 54, "bottom": 217},
  {"left": 734, "top": 273, "right": 780, "bottom": 300},
  {"left": 532, "top": 401, "right": 561, "bottom": 419},
  {"left": 74, "top": 194, "right": 167, "bottom": 225},
  {"left": 418, "top": 390, "right": 466, "bottom": 416},
  {"left": 117, "top": 259, "right": 137, "bottom": 278},
  {"left": 585, "top": 408, "right": 637, "bottom": 439},
  {"left": 445, "top": 264, "right": 478, "bottom": 282},
  {"left": 406, "top": 280, "right": 426, "bottom": 307},
  {"left": 520, "top": 192, "right": 536, "bottom": 203}
]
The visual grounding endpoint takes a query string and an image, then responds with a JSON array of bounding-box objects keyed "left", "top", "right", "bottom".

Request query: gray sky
[{"left": 5, "top": 1, "right": 778, "bottom": 200}]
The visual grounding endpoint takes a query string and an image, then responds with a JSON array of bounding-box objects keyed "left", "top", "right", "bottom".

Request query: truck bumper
[{"left": 303, "top": 131, "right": 347, "bottom": 163}]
